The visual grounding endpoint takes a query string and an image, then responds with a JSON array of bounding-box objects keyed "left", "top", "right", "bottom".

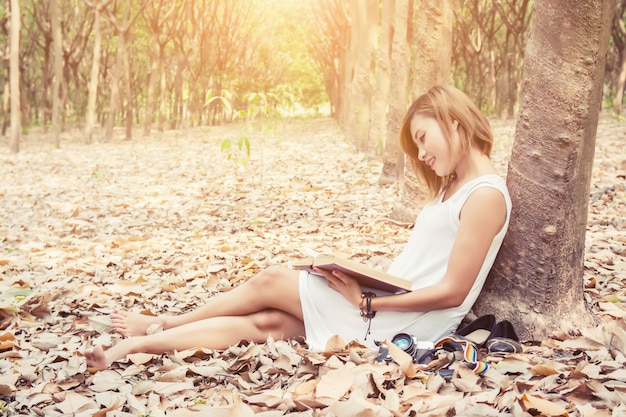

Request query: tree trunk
[
  {"left": 85, "top": 2, "right": 103, "bottom": 144},
  {"left": 121, "top": 22, "right": 132, "bottom": 141},
  {"left": 613, "top": 43, "right": 626, "bottom": 114},
  {"left": 104, "top": 37, "right": 123, "bottom": 142},
  {"left": 368, "top": 0, "right": 394, "bottom": 156},
  {"left": 158, "top": 48, "right": 167, "bottom": 132},
  {"left": 50, "top": 0, "right": 63, "bottom": 149},
  {"left": 337, "top": 1, "right": 357, "bottom": 132},
  {"left": 474, "top": 0, "right": 613, "bottom": 342},
  {"left": 143, "top": 37, "right": 159, "bottom": 136},
  {"left": 347, "top": 0, "right": 377, "bottom": 153},
  {"left": 378, "top": 0, "right": 410, "bottom": 186},
  {"left": 2, "top": 80, "right": 8, "bottom": 136},
  {"left": 411, "top": 0, "right": 453, "bottom": 96},
  {"left": 9, "top": 0, "right": 20, "bottom": 153},
  {"left": 387, "top": 0, "right": 454, "bottom": 223}
]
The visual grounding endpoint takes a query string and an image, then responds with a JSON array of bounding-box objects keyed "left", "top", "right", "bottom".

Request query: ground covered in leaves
[{"left": 0, "top": 115, "right": 625, "bottom": 416}]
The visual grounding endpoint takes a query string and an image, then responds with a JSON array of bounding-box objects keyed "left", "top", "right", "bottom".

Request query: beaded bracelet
[{"left": 359, "top": 292, "right": 376, "bottom": 340}]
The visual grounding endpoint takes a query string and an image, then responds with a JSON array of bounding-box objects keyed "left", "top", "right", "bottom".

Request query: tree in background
[
  {"left": 345, "top": 0, "right": 378, "bottom": 152},
  {"left": 309, "top": 0, "right": 349, "bottom": 119},
  {"left": 84, "top": 0, "right": 111, "bottom": 145},
  {"left": 50, "top": 0, "right": 62, "bottom": 148},
  {"left": 142, "top": 0, "right": 176, "bottom": 136},
  {"left": 475, "top": 0, "right": 613, "bottom": 341},
  {"left": 9, "top": 0, "right": 20, "bottom": 153},
  {"left": 104, "top": 0, "right": 148, "bottom": 142},
  {"left": 368, "top": 0, "right": 393, "bottom": 158},
  {"left": 608, "top": 0, "right": 626, "bottom": 114},
  {"left": 378, "top": 0, "right": 410, "bottom": 187}
]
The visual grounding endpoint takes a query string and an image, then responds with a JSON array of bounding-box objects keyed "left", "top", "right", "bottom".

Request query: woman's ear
[{"left": 452, "top": 120, "right": 459, "bottom": 130}]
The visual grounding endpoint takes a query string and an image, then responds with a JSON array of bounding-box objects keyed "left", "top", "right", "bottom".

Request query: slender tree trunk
[
  {"left": 368, "top": 0, "right": 394, "bottom": 156},
  {"left": 613, "top": 44, "right": 626, "bottom": 114},
  {"left": 475, "top": 0, "right": 613, "bottom": 342},
  {"left": 105, "top": 38, "right": 123, "bottom": 142},
  {"left": 50, "top": 0, "right": 63, "bottom": 148},
  {"left": 85, "top": 3, "right": 103, "bottom": 144},
  {"left": 378, "top": 0, "right": 410, "bottom": 187},
  {"left": 9, "top": 0, "right": 20, "bottom": 153},
  {"left": 2, "top": 80, "right": 8, "bottom": 136},
  {"left": 158, "top": 49, "right": 167, "bottom": 132},
  {"left": 143, "top": 37, "right": 159, "bottom": 136},
  {"left": 121, "top": 26, "right": 132, "bottom": 141}
]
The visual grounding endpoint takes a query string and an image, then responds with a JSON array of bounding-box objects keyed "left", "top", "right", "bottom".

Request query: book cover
[{"left": 292, "top": 253, "right": 412, "bottom": 293}]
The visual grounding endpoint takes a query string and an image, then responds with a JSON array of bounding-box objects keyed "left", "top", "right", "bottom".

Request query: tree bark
[
  {"left": 475, "top": 0, "right": 613, "bottom": 342},
  {"left": 9, "top": 0, "right": 20, "bottom": 153},
  {"left": 411, "top": 0, "right": 453, "bottom": 96},
  {"left": 85, "top": 1, "right": 106, "bottom": 144},
  {"left": 104, "top": 33, "right": 123, "bottom": 142},
  {"left": 143, "top": 37, "right": 159, "bottom": 136},
  {"left": 347, "top": 0, "right": 377, "bottom": 153},
  {"left": 378, "top": 0, "right": 410, "bottom": 186},
  {"left": 50, "top": 0, "right": 63, "bottom": 148},
  {"left": 121, "top": 18, "right": 132, "bottom": 141},
  {"left": 368, "top": 0, "right": 394, "bottom": 156}
]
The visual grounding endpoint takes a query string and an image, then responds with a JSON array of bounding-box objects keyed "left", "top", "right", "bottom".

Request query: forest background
[
  {"left": 1, "top": 0, "right": 626, "bottom": 416},
  {"left": 3, "top": 0, "right": 626, "bottom": 149}
]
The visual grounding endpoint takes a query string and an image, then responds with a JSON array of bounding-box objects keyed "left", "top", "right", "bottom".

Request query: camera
[{"left": 376, "top": 333, "right": 434, "bottom": 364}]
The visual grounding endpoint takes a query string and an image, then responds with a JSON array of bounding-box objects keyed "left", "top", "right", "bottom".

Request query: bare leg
[
  {"left": 86, "top": 309, "right": 305, "bottom": 369},
  {"left": 111, "top": 266, "right": 302, "bottom": 337}
]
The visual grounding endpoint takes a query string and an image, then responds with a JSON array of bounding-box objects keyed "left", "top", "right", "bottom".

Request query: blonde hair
[{"left": 399, "top": 85, "right": 493, "bottom": 198}]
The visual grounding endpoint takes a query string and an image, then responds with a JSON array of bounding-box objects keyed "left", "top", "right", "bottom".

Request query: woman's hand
[{"left": 313, "top": 268, "right": 362, "bottom": 308}]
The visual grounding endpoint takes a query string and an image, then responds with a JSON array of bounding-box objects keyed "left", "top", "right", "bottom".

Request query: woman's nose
[{"left": 417, "top": 147, "right": 426, "bottom": 161}]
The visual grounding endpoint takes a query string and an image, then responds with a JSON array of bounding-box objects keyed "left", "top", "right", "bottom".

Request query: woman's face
[{"left": 409, "top": 114, "right": 459, "bottom": 178}]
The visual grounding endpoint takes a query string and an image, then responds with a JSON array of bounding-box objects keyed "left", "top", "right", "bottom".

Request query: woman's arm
[{"left": 320, "top": 186, "right": 507, "bottom": 313}]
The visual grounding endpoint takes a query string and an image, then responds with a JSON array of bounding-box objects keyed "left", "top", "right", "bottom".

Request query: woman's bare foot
[
  {"left": 110, "top": 310, "right": 165, "bottom": 337},
  {"left": 84, "top": 345, "right": 109, "bottom": 369}
]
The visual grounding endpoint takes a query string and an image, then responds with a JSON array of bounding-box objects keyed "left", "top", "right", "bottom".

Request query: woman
[{"left": 85, "top": 85, "right": 511, "bottom": 369}]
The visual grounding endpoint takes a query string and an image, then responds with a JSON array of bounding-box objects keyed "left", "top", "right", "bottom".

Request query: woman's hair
[{"left": 399, "top": 85, "right": 493, "bottom": 197}]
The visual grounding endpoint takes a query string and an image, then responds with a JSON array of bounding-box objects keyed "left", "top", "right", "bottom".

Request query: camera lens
[{"left": 392, "top": 333, "right": 417, "bottom": 357}]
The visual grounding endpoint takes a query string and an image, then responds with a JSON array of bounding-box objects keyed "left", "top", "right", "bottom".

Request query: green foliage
[
  {"left": 220, "top": 136, "right": 251, "bottom": 170},
  {"left": 206, "top": 90, "right": 233, "bottom": 114}
]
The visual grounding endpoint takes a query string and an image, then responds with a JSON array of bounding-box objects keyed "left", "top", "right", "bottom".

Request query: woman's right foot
[
  {"left": 85, "top": 345, "right": 110, "bottom": 369},
  {"left": 110, "top": 310, "right": 165, "bottom": 337}
]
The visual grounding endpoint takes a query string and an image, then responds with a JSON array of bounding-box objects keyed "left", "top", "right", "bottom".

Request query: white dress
[{"left": 298, "top": 174, "right": 512, "bottom": 351}]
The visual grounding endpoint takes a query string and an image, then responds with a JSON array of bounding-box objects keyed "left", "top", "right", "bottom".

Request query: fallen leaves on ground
[{"left": 0, "top": 115, "right": 625, "bottom": 416}]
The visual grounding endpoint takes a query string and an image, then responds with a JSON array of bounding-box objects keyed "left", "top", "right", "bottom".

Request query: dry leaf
[{"left": 315, "top": 367, "right": 354, "bottom": 400}]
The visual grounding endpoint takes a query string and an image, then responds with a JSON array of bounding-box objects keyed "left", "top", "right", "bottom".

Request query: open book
[{"left": 292, "top": 252, "right": 412, "bottom": 293}]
